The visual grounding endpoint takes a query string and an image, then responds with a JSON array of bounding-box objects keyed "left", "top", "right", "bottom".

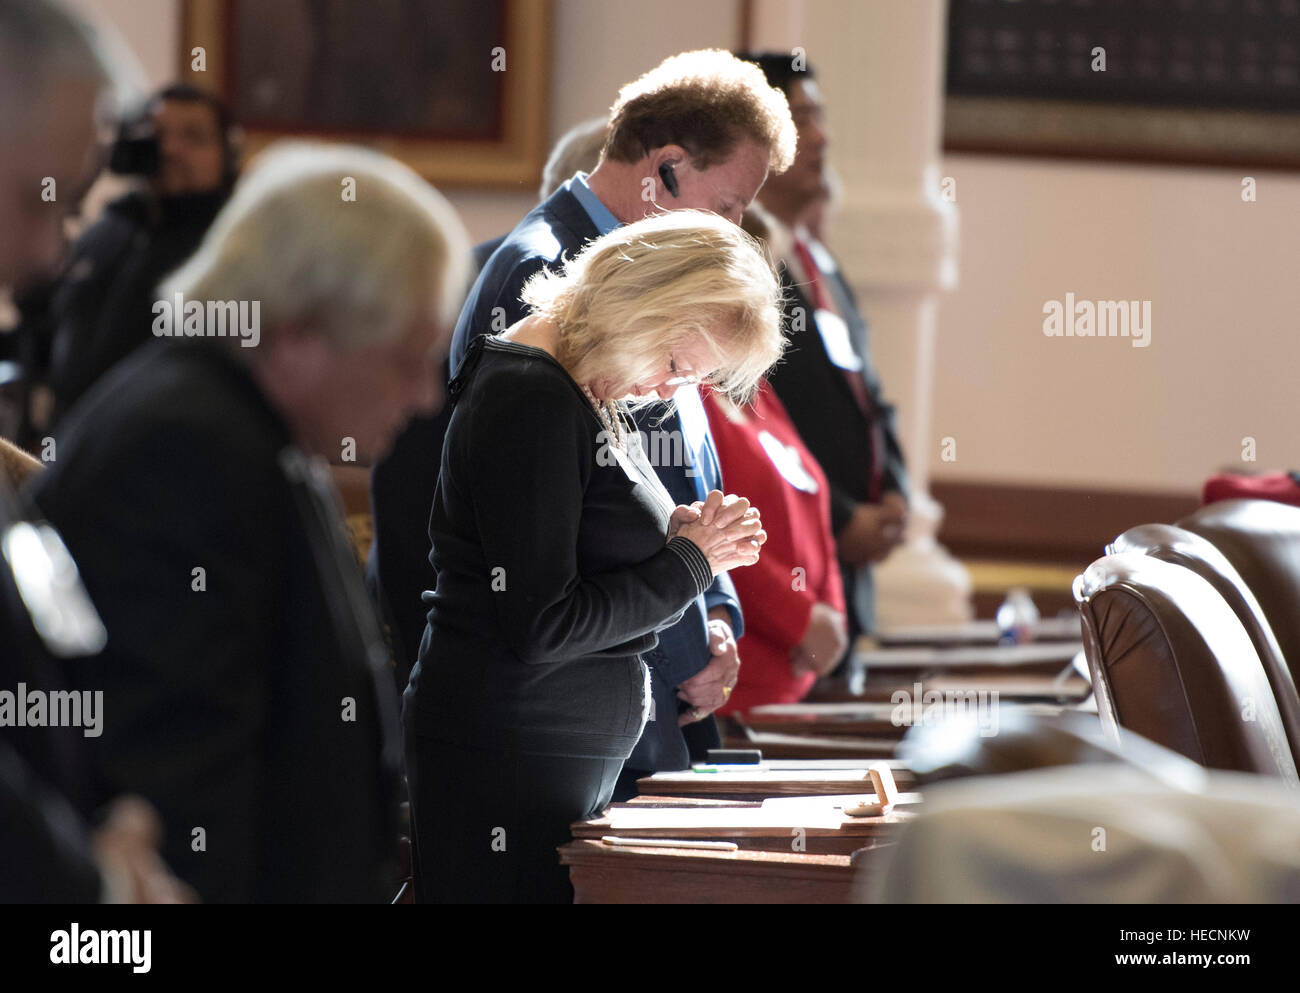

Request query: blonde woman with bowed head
[{"left": 403, "top": 209, "right": 785, "bottom": 903}]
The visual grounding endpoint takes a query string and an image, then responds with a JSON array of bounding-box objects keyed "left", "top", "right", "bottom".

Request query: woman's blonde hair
[
  {"left": 521, "top": 209, "right": 785, "bottom": 407},
  {"left": 161, "top": 140, "right": 470, "bottom": 352}
]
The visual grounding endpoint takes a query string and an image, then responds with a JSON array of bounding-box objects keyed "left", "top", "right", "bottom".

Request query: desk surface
[
  {"left": 559, "top": 839, "right": 867, "bottom": 903},
  {"left": 637, "top": 764, "right": 918, "bottom": 796},
  {"left": 855, "top": 641, "right": 1083, "bottom": 670},
  {"left": 876, "top": 617, "right": 1082, "bottom": 647}
]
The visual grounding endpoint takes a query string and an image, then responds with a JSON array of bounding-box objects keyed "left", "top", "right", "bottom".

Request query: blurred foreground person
[
  {"left": 0, "top": 0, "right": 189, "bottom": 904},
  {"left": 31, "top": 141, "right": 471, "bottom": 902},
  {"left": 873, "top": 762, "right": 1300, "bottom": 903},
  {"left": 404, "top": 211, "right": 781, "bottom": 903}
]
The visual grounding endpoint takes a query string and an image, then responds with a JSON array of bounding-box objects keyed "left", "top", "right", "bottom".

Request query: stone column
[{"left": 750, "top": 0, "right": 973, "bottom": 627}]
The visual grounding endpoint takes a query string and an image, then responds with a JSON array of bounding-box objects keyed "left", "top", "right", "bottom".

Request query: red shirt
[{"left": 703, "top": 381, "right": 845, "bottom": 713}]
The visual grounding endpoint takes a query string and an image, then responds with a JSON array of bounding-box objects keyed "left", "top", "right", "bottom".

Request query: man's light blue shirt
[
  {"left": 564, "top": 172, "right": 714, "bottom": 503},
  {"left": 565, "top": 172, "right": 620, "bottom": 237}
]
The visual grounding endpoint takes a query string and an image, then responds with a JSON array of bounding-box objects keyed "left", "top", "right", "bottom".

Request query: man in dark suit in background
[
  {"left": 377, "top": 49, "right": 795, "bottom": 798},
  {"left": 740, "top": 52, "right": 910, "bottom": 654},
  {"left": 31, "top": 141, "right": 470, "bottom": 902}
]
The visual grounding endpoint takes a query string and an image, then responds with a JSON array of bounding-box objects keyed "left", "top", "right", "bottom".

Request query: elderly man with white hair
[{"left": 30, "top": 139, "right": 471, "bottom": 902}]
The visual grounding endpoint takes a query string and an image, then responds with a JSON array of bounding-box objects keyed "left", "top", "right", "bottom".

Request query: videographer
[{"left": 39, "top": 83, "right": 238, "bottom": 425}]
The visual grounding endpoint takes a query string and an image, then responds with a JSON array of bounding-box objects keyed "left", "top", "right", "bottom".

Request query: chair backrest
[
  {"left": 1073, "top": 552, "right": 1298, "bottom": 783},
  {"left": 1180, "top": 499, "right": 1300, "bottom": 695},
  {"left": 1109, "top": 523, "right": 1300, "bottom": 771}
]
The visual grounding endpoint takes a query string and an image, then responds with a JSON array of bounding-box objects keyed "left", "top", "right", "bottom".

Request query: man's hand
[
  {"left": 791, "top": 602, "right": 848, "bottom": 678},
  {"left": 677, "top": 610, "right": 741, "bottom": 725},
  {"left": 882, "top": 491, "right": 909, "bottom": 531},
  {"left": 837, "top": 499, "right": 906, "bottom": 568},
  {"left": 92, "top": 795, "right": 197, "bottom": 904}
]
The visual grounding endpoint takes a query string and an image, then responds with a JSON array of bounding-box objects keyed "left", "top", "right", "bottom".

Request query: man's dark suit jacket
[
  {"left": 767, "top": 258, "right": 909, "bottom": 636},
  {"left": 31, "top": 340, "right": 402, "bottom": 903},
  {"left": 383, "top": 185, "right": 742, "bottom": 786}
]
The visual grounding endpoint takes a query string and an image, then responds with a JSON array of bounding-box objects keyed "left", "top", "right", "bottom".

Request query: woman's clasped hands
[{"left": 668, "top": 489, "right": 766, "bottom": 575}]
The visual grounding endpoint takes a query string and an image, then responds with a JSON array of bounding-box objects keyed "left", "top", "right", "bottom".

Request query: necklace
[{"left": 581, "top": 384, "right": 627, "bottom": 452}]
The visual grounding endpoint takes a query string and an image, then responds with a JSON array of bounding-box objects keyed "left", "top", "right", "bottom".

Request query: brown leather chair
[
  {"left": 1109, "top": 523, "right": 1300, "bottom": 771},
  {"left": 1073, "top": 552, "right": 1298, "bottom": 783},
  {"left": 1180, "top": 500, "right": 1300, "bottom": 694}
]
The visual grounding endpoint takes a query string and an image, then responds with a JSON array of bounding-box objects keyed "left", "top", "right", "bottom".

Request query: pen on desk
[{"left": 601, "top": 836, "right": 739, "bottom": 851}]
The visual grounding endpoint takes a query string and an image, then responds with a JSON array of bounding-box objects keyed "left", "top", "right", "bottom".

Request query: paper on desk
[
  {"left": 876, "top": 617, "right": 1081, "bottom": 645},
  {"left": 856, "top": 642, "right": 1083, "bottom": 669},
  {"left": 665, "top": 769, "right": 873, "bottom": 784},
  {"left": 607, "top": 805, "right": 845, "bottom": 831},
  {"left": 759, "top": 794, "right": 876, "bottom": 812}
]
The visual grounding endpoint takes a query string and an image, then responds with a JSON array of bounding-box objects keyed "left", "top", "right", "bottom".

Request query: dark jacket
[
  {"left": 45, "top": 189, "right": 227, "bottom": 425},
  {"left": 378, "top": 186, "right": 741, "bottom": 781},
  {"left": 404, "top": 336, "right": 711, "bottom": 757},
  {"left": 767, "top": 259, "right": 909, "bottom": 635},
  {"left": 30, "top": 340, "right": 402, "bottom": 903}
]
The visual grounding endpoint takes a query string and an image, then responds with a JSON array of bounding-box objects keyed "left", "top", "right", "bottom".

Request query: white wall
[{"left": 922, "top": 155, "right": 1300, "bottom": 493}]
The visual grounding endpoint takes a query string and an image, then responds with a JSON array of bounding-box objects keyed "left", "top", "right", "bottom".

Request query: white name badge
[
  {"left": 808, "top": 238, "right": 838, "bottom": 277},
  {"left": 815, "top": 308, "right": 863, "bottom": 372},
  {"left": 675, "top": 387, "right": 709, "bottom": 470},
  {"left": 757, "top": 430, "right": 819, "bottom": 494}
]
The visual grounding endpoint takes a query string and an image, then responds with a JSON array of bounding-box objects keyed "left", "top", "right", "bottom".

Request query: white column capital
[{"left": 833, "top": 192, "right": 959, "bottom": 294}]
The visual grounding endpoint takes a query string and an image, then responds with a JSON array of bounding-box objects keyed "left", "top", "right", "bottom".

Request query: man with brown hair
[{"left": 375, "top": 51, "right": 795, "bottom": 824}]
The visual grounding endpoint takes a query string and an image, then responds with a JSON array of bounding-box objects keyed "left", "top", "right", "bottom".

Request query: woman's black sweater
[{"left": 404, "top": 336, "right": 713, "bottom": 759}]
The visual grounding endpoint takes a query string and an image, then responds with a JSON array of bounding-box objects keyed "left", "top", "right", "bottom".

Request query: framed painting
[
  {"left": 944, "top": 0, "right": 1300, "bottom": 169},
  {"left": 181, "top": 0, "right": 552, "bottom": 188}
]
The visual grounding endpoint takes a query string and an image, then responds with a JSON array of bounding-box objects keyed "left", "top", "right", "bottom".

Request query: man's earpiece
[{"left": 658, "top": 162, "right": 679, "bottom": 198}]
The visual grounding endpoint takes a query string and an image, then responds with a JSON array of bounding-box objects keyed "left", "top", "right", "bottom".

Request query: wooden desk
[
  {"left": 560, "top": 839, "right": 885, "bottom": 903},
  {"left": 739, "top": 701, "right": 906, "bottom": 738},
  {"left": 855, "top": 640, "right": 1083, "bottom": 673},
  {"left": 807, "top": 672, "right": 1091, "bottom": 705},
  {"left": 876, "top": 617, "right": 1082, "bottom": 647},
  {"left": 572, "top": 806, "right": 912, "bottom": 856},
  {"left": 723, "top": 724, "right": 901, "bottom": 759}
]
